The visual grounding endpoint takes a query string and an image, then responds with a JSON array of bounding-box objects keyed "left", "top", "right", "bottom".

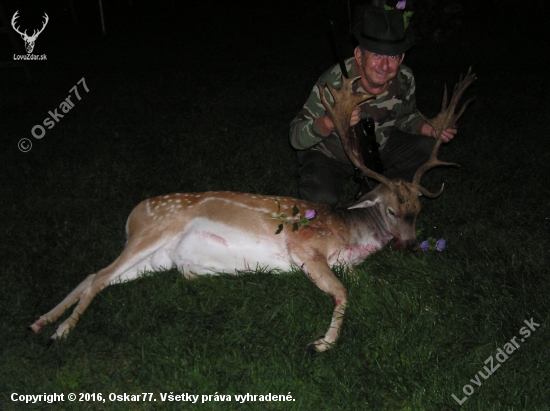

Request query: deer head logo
[{"left": 11, "top": 11, "right": 49, "bottom": 54}]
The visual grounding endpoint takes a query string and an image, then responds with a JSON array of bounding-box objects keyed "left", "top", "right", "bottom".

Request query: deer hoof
[
  {"left": 28, "top": 319, "right": 46, "bottom": 334},
  {"left": 306, "top": 343, "right": 320, "bottom": 356},
  {"left": 306, "top": 336, "right": 331, "bottom": 355}
]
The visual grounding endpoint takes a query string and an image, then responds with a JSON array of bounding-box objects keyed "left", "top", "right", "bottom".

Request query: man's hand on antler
[
  {"left": 319, "top": 105, "right": 362, "bottom": 135},
  {"left": 349, "top": 106, "right": 362, "bottom": 127},
  {"left": 420, "top": 121, "right": 457, "bottom": 143}
]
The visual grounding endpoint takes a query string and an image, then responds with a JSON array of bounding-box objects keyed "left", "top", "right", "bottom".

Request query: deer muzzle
[{"left": 394, "top": 237, "right": 418, "bottom": 252}]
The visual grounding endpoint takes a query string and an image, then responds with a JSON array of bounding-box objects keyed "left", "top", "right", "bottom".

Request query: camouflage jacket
[{"left": 290, "top": 57, "right": 422, "bottom": 163}]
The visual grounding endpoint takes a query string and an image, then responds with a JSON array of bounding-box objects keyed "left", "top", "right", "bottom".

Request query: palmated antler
[
  {"left": 318, "top": 76, "right": 396, "bottom": 193},
  {"left": 412, "top": 67, "right": 476, "bottom": 197}
]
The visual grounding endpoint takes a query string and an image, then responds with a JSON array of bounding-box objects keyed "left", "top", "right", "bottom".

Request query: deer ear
[{"left": 348, "top": 192, "right": 381, "bottom": 210}]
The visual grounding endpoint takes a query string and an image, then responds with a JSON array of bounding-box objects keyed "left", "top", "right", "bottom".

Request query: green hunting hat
[{"left": 354, "top": 6, "right": 414, "bottom": 55}]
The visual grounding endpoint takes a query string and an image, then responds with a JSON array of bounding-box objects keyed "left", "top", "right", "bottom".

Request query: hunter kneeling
[{"left": 290, "top": 5, "right": 459, "bottom": 206}]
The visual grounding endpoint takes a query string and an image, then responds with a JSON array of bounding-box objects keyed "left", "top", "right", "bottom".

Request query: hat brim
[{"left": 354, "top": 21, "right": 415, "bottom": 55}]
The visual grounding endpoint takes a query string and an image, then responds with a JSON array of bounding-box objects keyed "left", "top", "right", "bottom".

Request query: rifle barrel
[{"left": 330, "top": 20, "right": 348, "bottom": 79}]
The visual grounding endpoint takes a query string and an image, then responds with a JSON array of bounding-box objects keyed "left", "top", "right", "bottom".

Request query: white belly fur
[{"left": 165, "top": 217, "right": 291, "bottom": 275}]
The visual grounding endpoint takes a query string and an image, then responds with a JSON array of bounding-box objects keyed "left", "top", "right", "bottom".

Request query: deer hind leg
[
  {"left": 293, "top": 254, "right": 348, "bottom": 353},
  {"left": 29, "top": 233, "right": 173, "bottom": 340},
  {"left": 29, "top": 254, "right": 130, "bottom": 340},
  {"left": 29, "top": 273, "right": 97, "bottom": 334}
]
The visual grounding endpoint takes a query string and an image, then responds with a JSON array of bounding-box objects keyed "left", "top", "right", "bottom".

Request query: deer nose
[{"left": 402, "top": 239, "right": 418, "bottom": 252}]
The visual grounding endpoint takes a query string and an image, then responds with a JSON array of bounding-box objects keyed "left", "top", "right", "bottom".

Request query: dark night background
[{"left": 2, "top": 0, "right": 549, "bottom": 156}]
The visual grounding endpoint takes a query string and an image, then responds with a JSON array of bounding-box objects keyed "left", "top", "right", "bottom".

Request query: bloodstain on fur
[{"left": 196, "top": 231, "right": 228, "bottom": 247}]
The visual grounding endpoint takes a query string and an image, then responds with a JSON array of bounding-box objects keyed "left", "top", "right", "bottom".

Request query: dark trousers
[{"left": 297, "top": 129, "right": 435, "bottom": 206}]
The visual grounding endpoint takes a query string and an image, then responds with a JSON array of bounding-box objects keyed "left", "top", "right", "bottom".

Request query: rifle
[{"left": 329, "top": 20, "right": 384, "bottom": 198}]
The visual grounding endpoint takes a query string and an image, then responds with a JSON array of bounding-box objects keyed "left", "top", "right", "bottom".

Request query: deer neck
[
  {"left": 318, "top": 205, "right": 393, "bottom": 267},
  {"left": 347, "top": 205, "right": 393, "bottom": 245}
]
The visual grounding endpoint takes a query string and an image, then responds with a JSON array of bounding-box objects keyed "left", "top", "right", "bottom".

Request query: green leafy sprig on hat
[{"left": 384, "top": 1, "right": 414, "bottom": 29}]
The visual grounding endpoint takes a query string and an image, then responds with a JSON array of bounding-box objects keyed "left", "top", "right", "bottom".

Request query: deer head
[
  {"left": 318, "top": 68, "right": 476, "bottom": 251},
  {"left": 11, "top": 11, "right": 49, "bottom": 54}
]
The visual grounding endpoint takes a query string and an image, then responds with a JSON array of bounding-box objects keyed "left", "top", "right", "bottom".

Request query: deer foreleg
[{"left": 296, "top": 255, "right": 348, "bottom": 353}]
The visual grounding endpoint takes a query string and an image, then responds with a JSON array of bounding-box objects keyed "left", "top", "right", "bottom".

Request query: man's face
[{"left": 354, "top": 47, "right": 404, "bottom": 95}]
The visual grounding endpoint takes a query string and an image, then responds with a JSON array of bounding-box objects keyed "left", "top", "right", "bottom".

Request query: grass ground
[{"left": 1, "top": 0, "right": 549, "bottom": 410}]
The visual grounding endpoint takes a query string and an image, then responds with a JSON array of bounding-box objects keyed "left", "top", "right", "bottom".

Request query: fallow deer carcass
[{"left": 29, "top": 69, "right": 475, "bottom": 352}]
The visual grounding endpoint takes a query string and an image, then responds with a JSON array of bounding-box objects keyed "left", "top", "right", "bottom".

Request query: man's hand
[
  {"left": 439, "top": 126, "right": 457, "bottom": 143},
  {"left": 420, "top": 122, "right": 457, "bottom": 143},
  {"left": 350, "top": 106, "right": 361, "bottom": 127},
  {"left": 319, "top": 105, "right": 362, "bottom": 135}
]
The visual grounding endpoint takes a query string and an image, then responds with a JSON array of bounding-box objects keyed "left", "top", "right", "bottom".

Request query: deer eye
[{"left": 387, "top": 208, "right": 396, "bottom": 218}]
